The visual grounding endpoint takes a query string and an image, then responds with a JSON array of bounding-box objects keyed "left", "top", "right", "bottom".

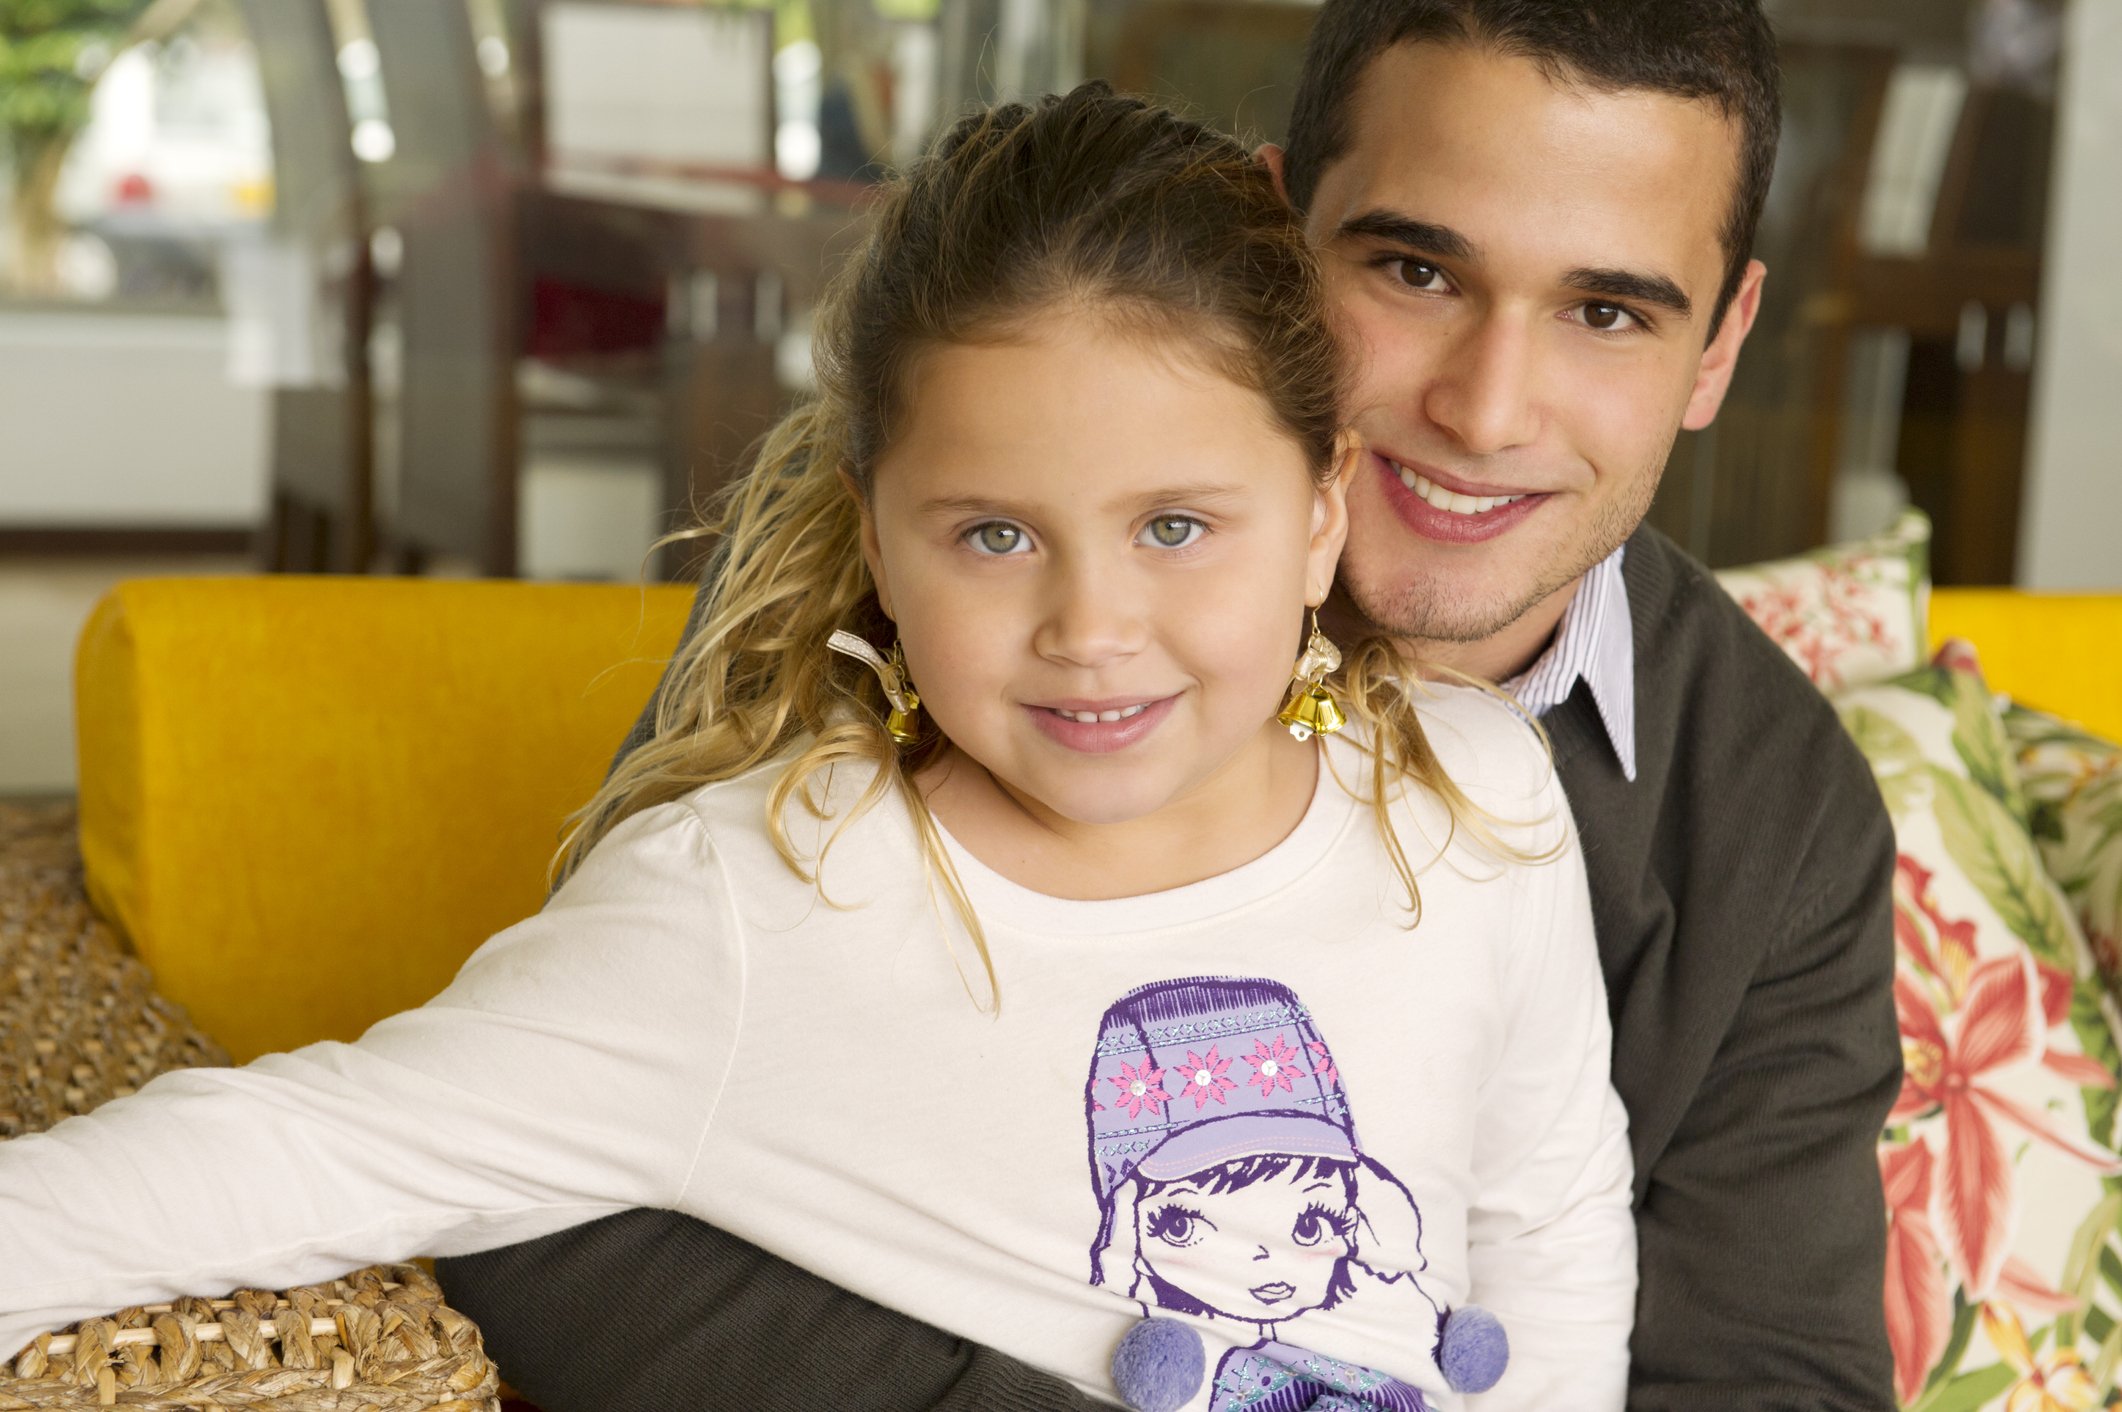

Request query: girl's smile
[{"left": 1025, "top": 695, "right": 1177, "bottom": 754}]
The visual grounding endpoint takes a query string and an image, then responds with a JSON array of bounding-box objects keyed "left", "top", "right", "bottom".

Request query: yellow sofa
[{"left": 69, "top": 577, "right": 2121, "bottom": 1063}]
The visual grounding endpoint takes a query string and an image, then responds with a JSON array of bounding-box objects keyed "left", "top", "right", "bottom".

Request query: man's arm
[
  {"left": 1627, "top": 761, "right": 1901, "bottom": 1412},
  {"left": 436, "top": 581, "right": 1101, "bottom": 1412},
  {"left": 448, "top": 1211, "right": 1102, "bottom": 1412}
]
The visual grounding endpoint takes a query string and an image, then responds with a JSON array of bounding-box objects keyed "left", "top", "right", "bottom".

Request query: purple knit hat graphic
[
  {"left": 1082, "top": 976, "right": 1510, "bottom": 1412},
  {"left": 1086, "top": 975, "right": 1354, "bottom": 1217}
]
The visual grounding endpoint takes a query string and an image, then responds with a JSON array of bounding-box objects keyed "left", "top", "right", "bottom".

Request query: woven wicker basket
[{"left": 0, "top": 804, "right": 502, "bottom": 1411}]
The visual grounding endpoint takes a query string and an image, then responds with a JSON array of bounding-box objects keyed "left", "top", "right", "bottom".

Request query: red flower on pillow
[
  {"left": 1893, "top": 957, "right": 2120, "bottom": 1296},
  {"left": 1895, "top": 856, "right": 1978, "bottom": 1001},
  {"left": 1882, "top": 1139, "right": 1949, "bottom": 1404}
]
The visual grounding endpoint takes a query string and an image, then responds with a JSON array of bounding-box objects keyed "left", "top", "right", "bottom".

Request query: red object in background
[
  {"left": 113, "top": 172, "right": 156, "bottom": 206},
  {"left": 528, "top": 276, "right": 665, "bottom": 360}
]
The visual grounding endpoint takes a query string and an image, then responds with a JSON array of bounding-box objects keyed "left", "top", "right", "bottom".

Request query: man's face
[{"left": 1292, "top": 41, "right": 1762, "bottom": 658}]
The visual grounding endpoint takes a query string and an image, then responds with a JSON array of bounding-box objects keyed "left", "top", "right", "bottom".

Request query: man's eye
[
  {"left": 1573, "top": 302, "right": 1644, "bottom": 333},
  {"left": 1139, "top": 516, "right": 1204, "bottom": 550},
  {"left": 1387, "top": 258, "right": 1449, "bottom": 293},
  {"left": 967, "top": 523, "right": 1028, "bottom": 555}
]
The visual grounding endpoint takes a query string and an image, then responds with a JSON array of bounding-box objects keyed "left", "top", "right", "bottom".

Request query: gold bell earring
[
  {"left": 827, "top": 630, "right": 923, "bottom": 745},
  {"left": 1276, "top": 610, "right": 1347, "bottom": 741}
]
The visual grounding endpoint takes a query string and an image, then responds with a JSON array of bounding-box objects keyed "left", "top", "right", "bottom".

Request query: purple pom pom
[
  {"left": 1439, "top": 1304, "right": 1509, "bottom": 1394},
  {"left": 1111, "top": 1317, "right": 1205, "bottom": 1412}
]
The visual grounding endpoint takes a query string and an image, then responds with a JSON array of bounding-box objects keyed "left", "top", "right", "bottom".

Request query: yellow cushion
[
  {"left": 74, "top": 578, "right": 694, "bottom": 1061},
  {"left": 1930, "top": 588, "right": 2122, "bottom": 745}
]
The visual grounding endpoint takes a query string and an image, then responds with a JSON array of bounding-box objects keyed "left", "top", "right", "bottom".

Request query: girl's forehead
[{"left": 872, "top": 325, "right": 1312, "bottom": 508}]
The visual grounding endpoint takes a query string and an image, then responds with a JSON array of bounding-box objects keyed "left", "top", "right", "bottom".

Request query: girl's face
[
  {"left": 1137, "top": 1166, "right": 1358, "bottom": 1323},
  {"left": 860, "top": 312, "right": 1352, "bottom": 834}
]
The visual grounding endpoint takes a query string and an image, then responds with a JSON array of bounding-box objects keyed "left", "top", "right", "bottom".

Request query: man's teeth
[
  {"left": 1054, "top": 705, "right": 1149, "bottom": 723},
  {"left": 1394, "top": 462, "right": 1526, "bottom": 515}
]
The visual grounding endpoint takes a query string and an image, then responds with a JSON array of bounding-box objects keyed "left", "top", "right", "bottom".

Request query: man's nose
[
  {"left": 1033, "top": 559, "right": 1144, "bottom": 667},
  {"left": 1421, "top": 312, "right": 1541, "bottom": 456}
]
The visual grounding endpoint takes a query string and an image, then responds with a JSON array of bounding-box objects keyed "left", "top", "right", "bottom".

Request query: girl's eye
[
  {"left": 1139, "top": 516, "right": 1204, "bottom": 550},
  {"left": 1292, "top": 1203, "right": 1352, "bottom": 1247},
  {"left": 966, "top": 522, "right": 1028, "bottom": 556},
  {"left": 1571, "top": 301, "right": 1645, "bottom": 334},
  {"left": 1146, "top": 1204, "right": 1209, "bottom": 1248}
]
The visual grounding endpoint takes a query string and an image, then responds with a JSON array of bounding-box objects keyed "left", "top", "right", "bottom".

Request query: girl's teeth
[
  {"left": 1056, "top": 705, "right": 1148, "bottom": 723},
  {"left": 1393, "top": 462, "right": 1526, "bottom": 516}
]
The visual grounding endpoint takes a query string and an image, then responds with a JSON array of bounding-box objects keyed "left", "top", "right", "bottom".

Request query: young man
[{"left": 440, "top": 4, "right": 1899, "bottom": 1408}]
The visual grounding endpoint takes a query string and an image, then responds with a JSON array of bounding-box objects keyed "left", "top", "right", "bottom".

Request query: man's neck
[{"left": 1397, "top": 576, "right": 1582, "bottom": 684}]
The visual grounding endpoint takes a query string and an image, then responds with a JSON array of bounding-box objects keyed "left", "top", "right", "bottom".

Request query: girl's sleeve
[
  {"left": 0, "top": 799, "right": 745, "bottom": 1360},
  {"left": 1463, "top": 773, "right": 1637, "bottom": 1411}
]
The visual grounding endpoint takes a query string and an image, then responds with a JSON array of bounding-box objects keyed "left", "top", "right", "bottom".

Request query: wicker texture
[
  {"left": 0, "top": 804, "right": 229, "bottom": 1137},
  {"left": 0, "top": 805, "right": 501, "bottom": 1411}
]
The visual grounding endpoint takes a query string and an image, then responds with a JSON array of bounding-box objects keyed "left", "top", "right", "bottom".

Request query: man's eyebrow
[
  {"left": 1564, "top": 267, "right": 1694, "bottom": 322},
  {"left": 1333, "top": 211, "right": 1477, "bottom": 262}
]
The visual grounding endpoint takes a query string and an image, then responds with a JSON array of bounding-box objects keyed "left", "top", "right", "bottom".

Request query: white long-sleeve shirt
[{"left": 0, "top": 685, "right": 1633, "bottom": 1410}]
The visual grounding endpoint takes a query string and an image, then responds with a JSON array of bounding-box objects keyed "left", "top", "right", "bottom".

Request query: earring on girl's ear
[
  {"left": 1276, "top": 609, "right": 1346, "bottom": 741},
  {"left": 827, "top": 630, "right": 923, "bottom": 744}
]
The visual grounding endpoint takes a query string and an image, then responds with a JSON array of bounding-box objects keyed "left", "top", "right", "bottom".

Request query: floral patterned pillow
[
  {"left": 1834, "top": 659, "right": 2122, "bottom": 1409},
  {"left": 1719, "top": 507, "right": 1931, "bottom": 690},
  {"left": 2006, "top": 704, "right": 2122, "bottom": 1005}
]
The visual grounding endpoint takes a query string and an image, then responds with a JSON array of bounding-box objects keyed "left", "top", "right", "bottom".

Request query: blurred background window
[{"left": 2, "top": 0, "right": 2114, "bottom": 797}]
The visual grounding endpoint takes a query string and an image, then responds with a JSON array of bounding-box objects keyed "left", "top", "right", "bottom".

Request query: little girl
[{"left": 0, "top": 85, "right": 1633, "bottom": 1410}]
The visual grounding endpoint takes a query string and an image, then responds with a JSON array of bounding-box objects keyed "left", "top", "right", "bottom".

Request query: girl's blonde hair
[{"left": 559, "top": 83, "right": 1549, "bottom": 1006}]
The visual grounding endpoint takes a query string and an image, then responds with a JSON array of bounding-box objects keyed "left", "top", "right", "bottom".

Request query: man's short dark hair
[{"left": 1281, "top": 0, "right": 1780, "bottom": 340}]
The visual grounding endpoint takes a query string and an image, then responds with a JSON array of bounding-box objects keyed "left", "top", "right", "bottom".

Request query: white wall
[
  {"left": 2019, "top": 0, "right": 2122, "bottom": 588},
  {"left": 0, "top": 311, "right": 267, "bottom": 523}
]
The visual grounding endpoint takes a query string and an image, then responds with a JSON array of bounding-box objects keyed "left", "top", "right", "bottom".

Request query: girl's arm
[
  {"left": 0, "top": 800, "right": 743, "bottom": 1359},
  {"left": 1463, "top": 776, "right": 1637, "bottom": 1411}
]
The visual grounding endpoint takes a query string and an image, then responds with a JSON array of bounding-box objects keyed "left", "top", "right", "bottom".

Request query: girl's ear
[
  {"left": 842, "top": 467, "right": 893, "bottom": 620},
  {"left": 1305, "top": 432, "right": 1360, "bottom": 607}
]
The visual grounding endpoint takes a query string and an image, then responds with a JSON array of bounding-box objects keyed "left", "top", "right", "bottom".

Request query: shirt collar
[{"left": 1502, "top": 545, "right": 1637, "bottom": 781}]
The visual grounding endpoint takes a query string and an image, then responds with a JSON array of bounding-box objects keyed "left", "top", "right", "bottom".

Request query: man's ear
[
  {"left": 1306, "top": 431, "right": 1359, "bottom": 607},
  {"left": 1255, "top": 142, "right": 1292, "bottom": 206},
  {"left": 1682, "top": 259, "right": 1767, "bottom": 431},
  {"left": 842, "top": 468, "right": 893, "bottom": 619}
]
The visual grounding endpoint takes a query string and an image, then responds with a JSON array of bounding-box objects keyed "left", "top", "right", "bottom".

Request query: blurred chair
[{"left": 235, "top": 0, "right": 376, "bottom": 573}]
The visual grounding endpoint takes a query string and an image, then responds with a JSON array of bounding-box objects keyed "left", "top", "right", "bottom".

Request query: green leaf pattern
[{"left": 2009, "top": 704, "right": 2122, "bottom": 1018}]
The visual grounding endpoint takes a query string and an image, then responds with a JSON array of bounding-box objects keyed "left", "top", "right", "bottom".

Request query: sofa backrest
[{"left": 74, "top": 577, "right": 693, "bottom": 1060}]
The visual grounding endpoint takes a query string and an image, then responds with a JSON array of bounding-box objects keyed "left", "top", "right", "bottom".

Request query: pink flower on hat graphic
[
  {"left": 1243, "top": 1035, "right": 1306, "bottom": 1097},
  {"left": 1108, "top": 1057, "right": 1171, "bottom": 1121},
  {"left": 1180, "top": 1047, "right": 1238, "bottom": 1110},
  {"left": 1307, "top": 1042, "right": 1338, "bottom": 1089}
]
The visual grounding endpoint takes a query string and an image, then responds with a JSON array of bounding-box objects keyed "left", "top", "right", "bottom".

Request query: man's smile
[{"left": 1370, "top": 451, "right": 1548, "bottom": 546}]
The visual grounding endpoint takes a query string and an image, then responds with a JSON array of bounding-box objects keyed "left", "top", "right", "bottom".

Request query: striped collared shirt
[{"left": 1502, "top": 545, "right": 1637, "bottom": 781}]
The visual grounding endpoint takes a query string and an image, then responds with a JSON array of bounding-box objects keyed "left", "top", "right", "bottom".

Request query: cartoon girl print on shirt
[{"left": 1084, "top": 976, "right": 1454, "bottom": 1411}]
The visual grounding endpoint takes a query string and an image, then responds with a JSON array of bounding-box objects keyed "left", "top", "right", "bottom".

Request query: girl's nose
[
  {"left": 1253, "top": 1244, "right": 1271, "bottom": 1260},
  {"left": 1033, "top": 561, "right": 1144, "bottom": 667}
]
